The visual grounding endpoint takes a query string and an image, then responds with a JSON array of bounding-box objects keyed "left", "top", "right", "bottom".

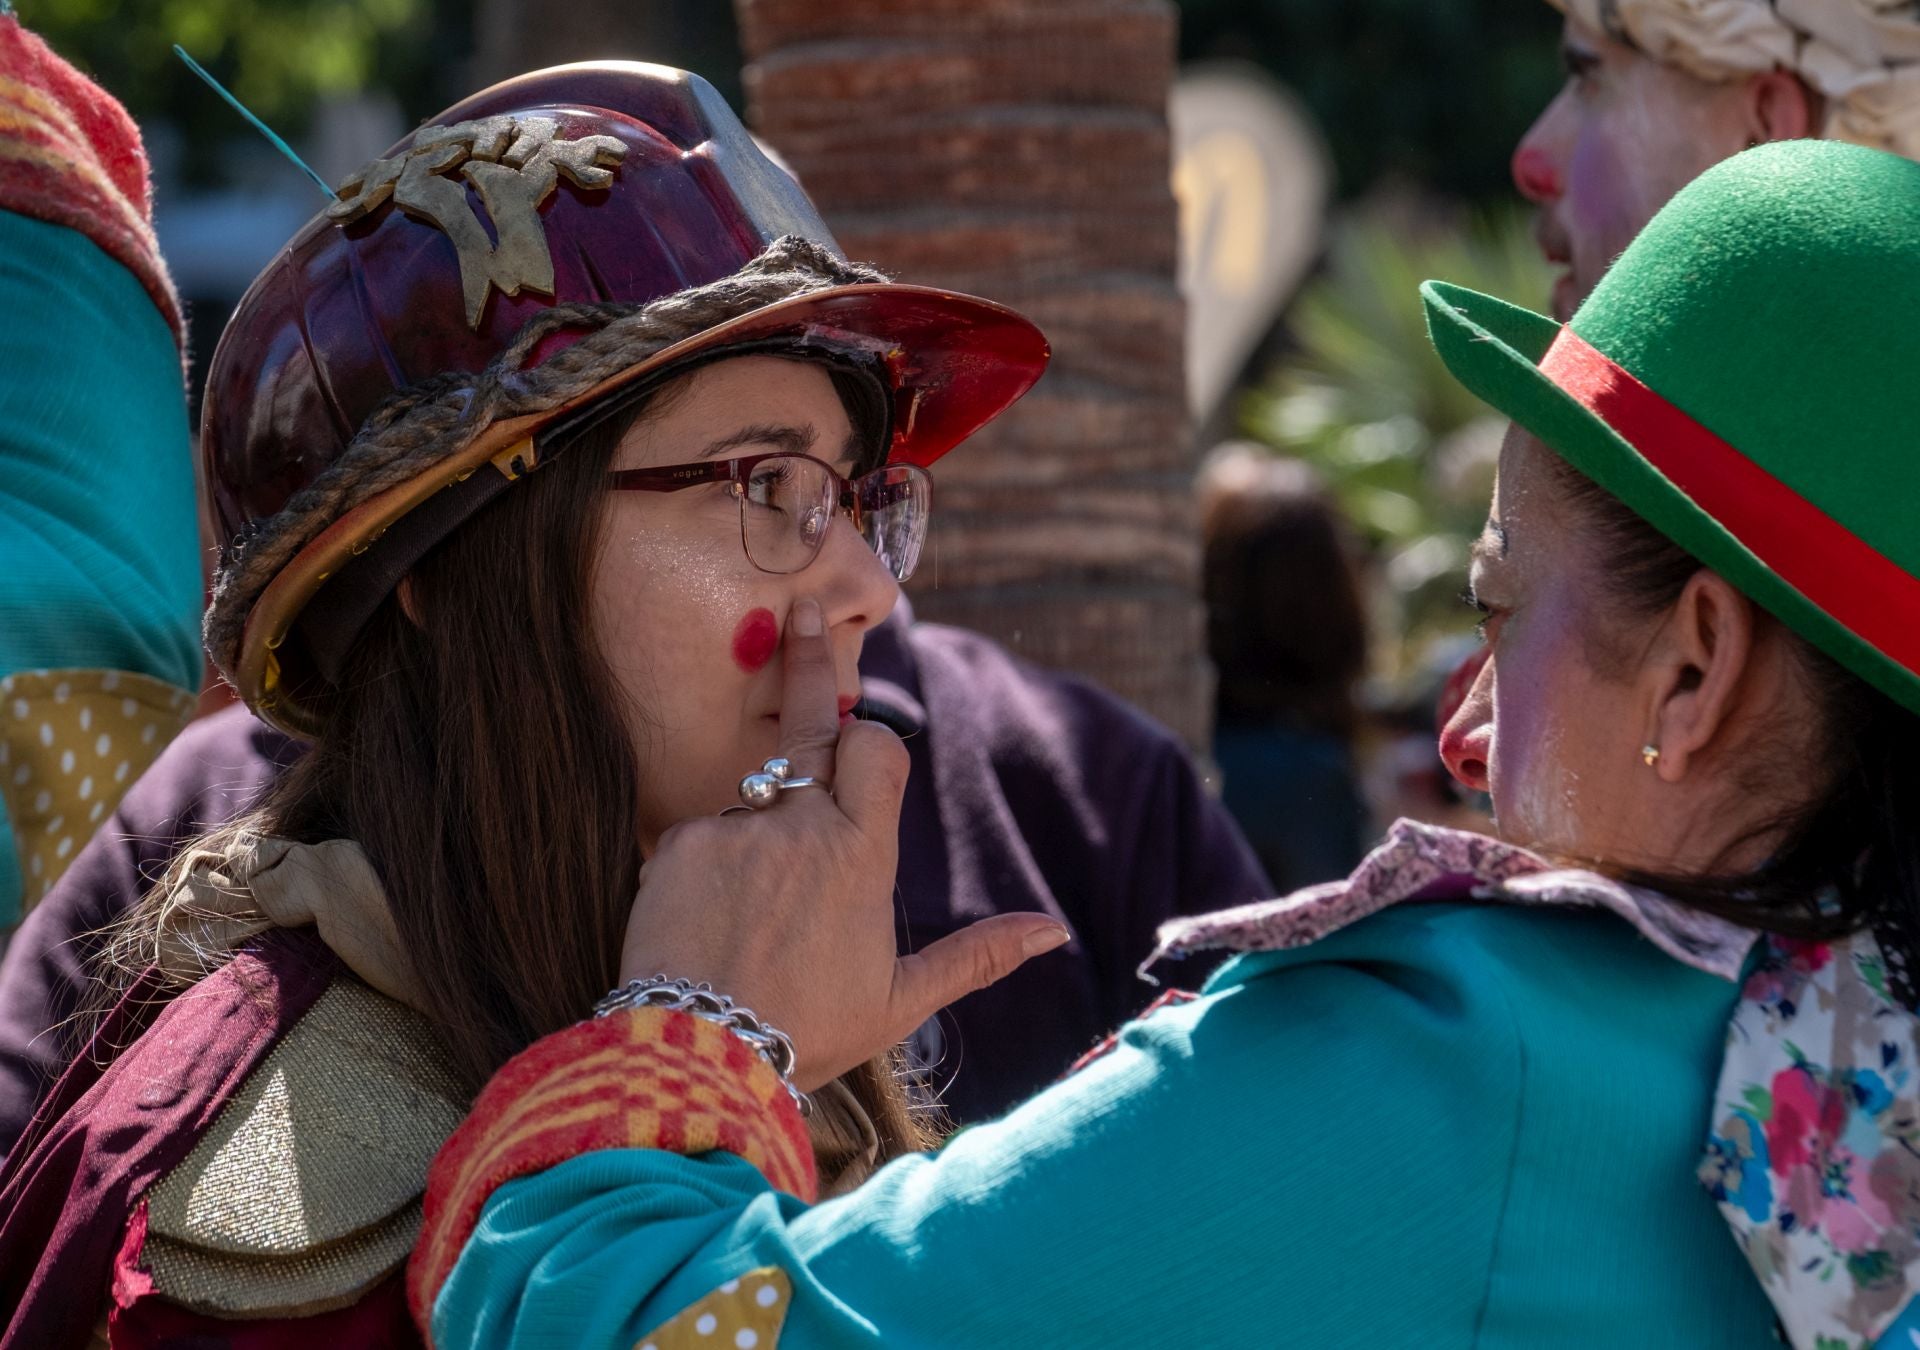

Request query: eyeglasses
[{"left": 605, "top": 452, "right": 933, "bottom": 582}]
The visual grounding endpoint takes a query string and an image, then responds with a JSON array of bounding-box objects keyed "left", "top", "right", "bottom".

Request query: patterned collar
[{"left": 1142, "top": 818, "right": 1754, "bottom": 982}]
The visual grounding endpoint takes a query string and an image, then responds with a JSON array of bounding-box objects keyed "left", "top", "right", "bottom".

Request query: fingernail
[
  {"left": 1024, "top": 925, "right": 1071, "bottom": 957},
  {"left": 792, "top": 598, "right": 822, "bottom": 637}
]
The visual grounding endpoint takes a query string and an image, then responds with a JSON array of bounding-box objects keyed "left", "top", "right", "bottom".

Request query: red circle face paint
[{"left": 731, "top": 607, "right": 779, "bottom": 674}]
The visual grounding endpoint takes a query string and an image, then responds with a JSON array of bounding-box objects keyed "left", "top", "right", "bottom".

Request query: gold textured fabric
[
  {"left": 0, "top": 667, "right": 193, "bottom": 912},
  {"left": 1548, "top": 0, "right": 1920, "bottom": 159},
  {"left": 141, "top": 1202, "right": 422, "bottom": 1319},
  {"left": 142, "top": 977, "right": 465, "bottom": 1317}
]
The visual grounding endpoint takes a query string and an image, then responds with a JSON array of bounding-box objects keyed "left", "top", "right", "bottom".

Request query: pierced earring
[{"left": 1641, "top": 744, "right": 1661, "bottom": 768}]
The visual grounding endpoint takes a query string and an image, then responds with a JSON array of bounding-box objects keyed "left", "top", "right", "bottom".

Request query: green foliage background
[
  {"left": 1179, "top": 0, "right": 1565, "bottom": 202},
  {"left": 1241, "top": 208, "right": 1551, "bottom": 676},
  {"left": 13, "top": 0, "right": 453, "bottom": 182},
  {"left": 17, "top": 1, "right": 1565, "bottom": 203},
  {"left": 1176, "top": 0, "right": 1567, "bottom": 678}
]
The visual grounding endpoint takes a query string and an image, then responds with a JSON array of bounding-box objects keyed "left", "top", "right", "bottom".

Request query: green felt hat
[{"left": 1424, "top": 139, "right": 1920, "bottom": 717}]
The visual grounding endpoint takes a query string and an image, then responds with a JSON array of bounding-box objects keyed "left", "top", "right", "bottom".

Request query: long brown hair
[{"left": 102, "top": 372, "right": 935, "bottom": 1156}]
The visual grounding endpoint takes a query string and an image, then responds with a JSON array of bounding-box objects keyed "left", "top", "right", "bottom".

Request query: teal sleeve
[
  {"left": 0, "top": 211, "right": 200, "bottom": 693},
  {"left": 432, "top": 921, "right": 1531, "bottom": 1349}
]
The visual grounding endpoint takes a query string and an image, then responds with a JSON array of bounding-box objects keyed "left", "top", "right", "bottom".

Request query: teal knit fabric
[
  {"left": 0, "top": 210, "right": 198, "bottom": 922},
  {"left": 433, "top": 904, "right": 1780, "bottom": 1347}
]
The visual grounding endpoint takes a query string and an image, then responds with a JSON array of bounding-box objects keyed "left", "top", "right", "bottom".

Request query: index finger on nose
[{"left": 776, "top": 598, "right": 840, "bottom": 785}]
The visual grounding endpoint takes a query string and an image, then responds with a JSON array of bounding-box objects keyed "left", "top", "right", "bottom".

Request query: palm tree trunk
[{"left": 735, "top": 0, "right": 1210, "bottom": 750}]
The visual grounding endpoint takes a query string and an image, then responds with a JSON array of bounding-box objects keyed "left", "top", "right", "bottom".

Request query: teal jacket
[{"left": 432, "top": 902, "right": 1779, "bottom": 1347}]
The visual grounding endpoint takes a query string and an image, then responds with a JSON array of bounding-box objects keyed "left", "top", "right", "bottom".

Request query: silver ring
[{"left": 737, "top": 758, "right": 828, "bottom": 810}]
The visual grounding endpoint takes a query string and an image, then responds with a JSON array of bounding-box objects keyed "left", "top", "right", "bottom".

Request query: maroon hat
[{"left": 201, "top": 62, "right": 1048, "bottom": 734}]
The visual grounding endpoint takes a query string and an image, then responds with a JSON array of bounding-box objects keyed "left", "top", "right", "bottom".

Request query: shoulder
[
  {"left": 1210, "top": 900, "right": 1736, "bottom": 1037},
  {"left": 843, "top": 908, "right": 1544, "bottom": 1321},
  {"left": 1138, "top": 905, "right": 1544, "bottom": 1092},
  {"left": 1078, "top": 901, "right": 1740, "bottom": 1220},
  {"left": 116, "top": 702, "right": 299, "bottom": 836},
  {"left": 138, "top": 974, "right": 465, "bottom": 1320},
  {"left": 1188, "top": 901, "right": 1743, "bottom": 1159}
]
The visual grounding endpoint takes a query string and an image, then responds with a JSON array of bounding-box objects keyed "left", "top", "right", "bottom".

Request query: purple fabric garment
[
  {"left": 875, "top": 620, "right": 1266, "bottom": 1117},
  {"left": 0, "top": 612, "right": 1268, "bottom": 1145}
]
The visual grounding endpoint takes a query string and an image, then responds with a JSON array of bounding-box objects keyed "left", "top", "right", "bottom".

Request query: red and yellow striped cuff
[{"left": 407, "top": 1005, "right": 817, "bottom": 1333}]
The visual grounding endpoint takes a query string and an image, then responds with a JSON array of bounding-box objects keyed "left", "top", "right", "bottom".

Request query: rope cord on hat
[{"left": 205, "top": 236, "right": 887, "bottom": 679}]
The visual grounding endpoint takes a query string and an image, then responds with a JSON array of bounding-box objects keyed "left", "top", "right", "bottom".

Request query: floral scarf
[
  {"left": 1147, "top": 819, "right": 1920, "bottom": 1349},
  {"left": 1701, "top": 932, "right": 1920, "bottom": 1349}
]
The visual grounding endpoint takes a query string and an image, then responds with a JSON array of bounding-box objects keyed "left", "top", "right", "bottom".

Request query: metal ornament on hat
[{"left": 328, "top": 115, "right": 628, "bottom": 328}]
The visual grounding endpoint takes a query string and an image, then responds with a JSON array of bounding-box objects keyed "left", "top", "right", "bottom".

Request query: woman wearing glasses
[{"left": 0, "top": 63, "right": 1065, "bottom": 1346}]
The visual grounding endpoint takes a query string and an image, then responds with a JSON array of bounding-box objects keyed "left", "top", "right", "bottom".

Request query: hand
[{"left": 619, "top": 598, "right": 1070, "bottom": 1090}]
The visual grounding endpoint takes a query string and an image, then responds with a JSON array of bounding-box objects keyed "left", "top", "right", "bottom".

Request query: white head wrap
[{"left": 1548, "top": 0, "right": 1920, "bottom": 158}]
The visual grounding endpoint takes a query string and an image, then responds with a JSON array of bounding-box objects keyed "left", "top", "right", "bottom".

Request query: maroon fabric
[
  {"left": 107, "top": 1202, "right": 419, "bottom": 1349},
  {"left": 0, "top": 928, "right": 338, "bottom": 1350}
]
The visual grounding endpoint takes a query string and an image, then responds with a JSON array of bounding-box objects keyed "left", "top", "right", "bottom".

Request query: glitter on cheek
[{"left": 731, "top": 607, "right": 779, "bottom": 673}]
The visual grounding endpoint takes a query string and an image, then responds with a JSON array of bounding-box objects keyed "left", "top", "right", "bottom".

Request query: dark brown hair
[
  {"left": 103, "top": 367, "right": 935, "bottom": 1157},
  {"left": 1547, "top": 451, "right": 1920, "bottom": 946},
  {"left": 1201, "top": 451, "right": 1369, "bottom": 740}
]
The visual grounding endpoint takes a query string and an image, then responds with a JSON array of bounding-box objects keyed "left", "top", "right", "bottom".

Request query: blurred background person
[
  {"left": 1514, "top": 0, "right": 1920, "bottom": 319},
  {"left": 0, "top": 12, "right": 201, "bottom": 939},
  {"left": 1199, "top": 444, "right": 1370, "bottom": 890}
]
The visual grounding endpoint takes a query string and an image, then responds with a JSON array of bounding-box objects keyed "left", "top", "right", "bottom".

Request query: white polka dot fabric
[
  {"left": 636, "top": 1267, "right": 791, "bottom": 1350},
  {"left": 0, "top": 667, "right": 194, "bottom": 915}
]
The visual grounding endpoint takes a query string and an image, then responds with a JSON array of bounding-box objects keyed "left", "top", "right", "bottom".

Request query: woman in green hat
[{"left": 406, "top": 139, "right": 1919, "bottom": 1349}]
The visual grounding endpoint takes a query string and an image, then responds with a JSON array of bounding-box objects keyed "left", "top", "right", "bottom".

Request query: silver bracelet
[{"left": 595, "top": 975, "right": 811, "bottom": 1117}]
